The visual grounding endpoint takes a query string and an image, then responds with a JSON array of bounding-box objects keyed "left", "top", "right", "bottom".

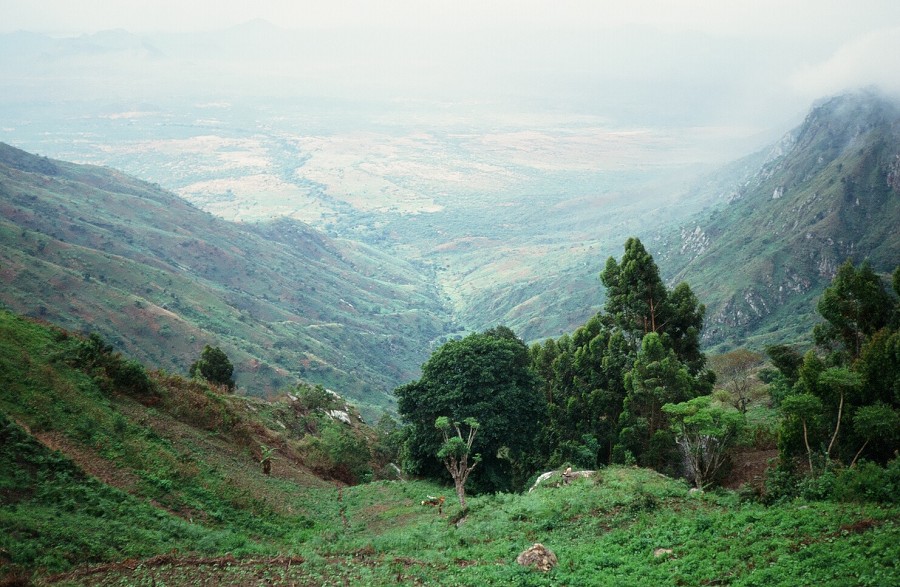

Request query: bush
[
  {"left": 106, "top": 358, "right": 155, "bottom": 397},
  {"left": 189, "top": 345, "right": 235, "bottom": 390},
  {"left": 833, "top": 459, "right": 900, "bottom": 503},
  {"left": 797, "top": 469, "right": 837, "bottom": 501},
  {"left": 295, "top": 383, "right": 337, "bottom": 411},
  {"left": 763, "top": 460, "right": 800, "bottom": 503},
  {"left": 764, "top": 458, "right": 900, "bottom": 504},
  {"left": 64, "top": 332, "right": 156, "bottom": 397}
]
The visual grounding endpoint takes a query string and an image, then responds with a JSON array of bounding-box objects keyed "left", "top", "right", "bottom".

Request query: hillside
[
  {"left": 653, "top": 90, "right": 900, "bottom": 350},
  {"left": 0, "top": 309, "right": 377, "bottom": 578},
  {"left": 2, "top": 311, "right": 898, "bottom": 585},
  {"left": 0, "top": 143, "right": 455, "bottom": 416}
]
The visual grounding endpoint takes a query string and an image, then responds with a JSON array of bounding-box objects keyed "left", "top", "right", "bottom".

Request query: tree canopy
[
  {"left": 396, "top": 328, "right": 545, "bottom": 493},
  {"left": 771, "top": 259, "right": 900, "bottom": 472},
  {"left": 533, "top": 237, "right": 714, "bottom": 472},
  {"left": 813, "top": 260, "right": 893, "bottom": 360},
  {"left": 190, "top": 345, "right": 235, "bottom": 390}
]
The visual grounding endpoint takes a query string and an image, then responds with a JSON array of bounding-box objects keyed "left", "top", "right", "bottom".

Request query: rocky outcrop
[
  {"left": 516, "top": 543, "right": 558, "bottom": 572},
  {"left": 528, "top": 468, "right": 596, "bottom": 492},
  {"left": 887, "top": 154, "right": 900, "bottom": 192}
]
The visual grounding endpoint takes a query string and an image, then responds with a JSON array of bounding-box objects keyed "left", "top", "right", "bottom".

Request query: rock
[
  {"left": 654, "top": 548, "right": 674, "bottom": 558},
  {"left": 528, "top": 471, "right": 557, "bottom": 492},
  {"left": 516, "top": 543, "right": 558, "bottom": 572},
  {"left": 327, "top": 409, "right": 352, "bottom": 425},
  {"left": 528, "top": 469, "right": 596, "bottom": 492}
]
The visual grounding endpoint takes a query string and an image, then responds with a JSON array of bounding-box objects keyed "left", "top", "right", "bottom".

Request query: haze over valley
[
  {"left": 4, "top": 2, "right": 900, "bottom": 354},
  {"left": 3, "top": 3, "right": 900, "bottom": 585}
]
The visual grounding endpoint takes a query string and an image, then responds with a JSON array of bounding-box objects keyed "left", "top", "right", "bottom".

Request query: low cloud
[{"left": 791, "top": 27, "right": 900, "bottom": 98}]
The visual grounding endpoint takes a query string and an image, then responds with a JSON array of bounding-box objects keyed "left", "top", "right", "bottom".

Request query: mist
[{"left": 4, "top": 2, "right": 900, "bottom": 156}]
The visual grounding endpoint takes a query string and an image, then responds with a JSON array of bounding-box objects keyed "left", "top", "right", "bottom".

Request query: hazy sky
[
  {"left": 3, "top": 0, "right": 900, "bottom": 150},
  {"left": 2, "top": 0, "right": 898, "bottom": 37}
]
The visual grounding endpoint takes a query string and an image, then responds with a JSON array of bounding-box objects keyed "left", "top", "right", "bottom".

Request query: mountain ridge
[
  {"left": 653, "top": 89, "right": 900, "bottom": 349},
  {"left": 0, "top": 142, "right": 454, "bottom": 417}
]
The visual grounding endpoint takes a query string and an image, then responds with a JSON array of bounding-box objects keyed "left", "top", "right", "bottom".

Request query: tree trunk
[
  {"left": 455, "top": 480, "right": 467, "bottom": 509},
  {"left": 849, "top": 439, "right": 869, "bottom": 469},
  {"left": 802, "top": 419, "right": 814, "bottom": 474},
  {"left": 826, "top": 391, "right": 844, "bottom": 459}
]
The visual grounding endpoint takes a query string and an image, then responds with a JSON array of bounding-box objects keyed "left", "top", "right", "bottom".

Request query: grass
[
  {"left": 1, "top": 311, "right": 898, "bottom": 586},
  {"left": 22, "top": 470, "right": 899, "bottom": 586}
]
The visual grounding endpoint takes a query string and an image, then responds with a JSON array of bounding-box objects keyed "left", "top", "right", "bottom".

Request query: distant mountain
[
  {"left": 652, "top": 90, "right": 900, "bottom": 349},
  {"left": 0, "top": 28, "right": 164, "bottom": 63},
  {"left": 0, "top": 143, "right": 454, "bottom": 417}
]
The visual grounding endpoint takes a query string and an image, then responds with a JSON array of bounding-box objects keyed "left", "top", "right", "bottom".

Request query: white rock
[{"left": 327, "top": 409, "right": 352, "bottom": 425}]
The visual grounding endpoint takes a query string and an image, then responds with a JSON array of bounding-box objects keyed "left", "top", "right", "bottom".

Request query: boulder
[
  {"left": 516, "top": 543, "right": 558, "bottom": 572},
  {"left": 653, "top": 548, "right": 674, "bottom": 558}
]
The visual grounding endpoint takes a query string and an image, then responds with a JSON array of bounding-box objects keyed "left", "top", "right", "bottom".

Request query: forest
[{"left": 395, "top": 237, "right": 900, "bottom": 506}]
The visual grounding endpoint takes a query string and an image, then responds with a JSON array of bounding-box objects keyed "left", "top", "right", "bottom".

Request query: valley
[
  {"left": 2, "top": 9, "right": 900, "bottom": 584},
  {"left": 3, "top": 97, "right": 724, "bottom": 347}
]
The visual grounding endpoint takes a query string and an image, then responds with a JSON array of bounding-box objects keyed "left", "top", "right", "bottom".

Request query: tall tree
[
  {"left": 396, "top": 328, "right": 545, "bottom": 493},
  {"left": 616, "top": 332, "right": 701, "bottom": 470},
  {"left": 533, "top": 238, "right": 714, "bottom": 473},
  {"left": 814, "top": 260, "right": 893, "bottom": 360},
  {"left": 663, "top": 281, "right": 708, "bottom": 375},
  {"left": 601, "top": 238, "right": 710, "bottom": 376},
  {"left": 774, "top": 262, "right": 900, "bottom": 472},
  {"left": 601, "top": 237, "right": 668, "bottom": 341}
]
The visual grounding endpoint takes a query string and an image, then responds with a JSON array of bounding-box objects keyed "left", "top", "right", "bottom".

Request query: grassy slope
[
  {"left": 0, "top": 143, "right": 454, "bottom": 415},
  {"left": 1, "top": 311, "right": 897, "bottom": 586},
  {"left": 0, "top": 310, "right": 344, "bottom": 576}
]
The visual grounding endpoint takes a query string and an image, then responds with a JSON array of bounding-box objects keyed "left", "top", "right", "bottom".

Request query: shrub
[
  {"left": 833, "top": 459, "right": 900, "bottom": 503},
  {"left": 295, "top": 383, "right": 337, "bottom": 411},
  {"left": 189, "top": 345, "right": 235, "bottom": 390},
  {"left": 64, "top": 332, "right": 156, "bottom": 397},
  {"left": 762, "top": 460, "right": 800, "bottom": 503},
  {"left": 106, "top": 358, "right": 155, "bottom": 397},
  {"left": 797, "top": 469, "right": 837, "bottom": 501}
]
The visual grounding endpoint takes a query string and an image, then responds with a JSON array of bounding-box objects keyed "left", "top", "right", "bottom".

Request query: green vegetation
[
  {"left": 7, "top": 461, "right": 898, "bottom": 586},
  {"left": 189, "top": 344, "right": 235, "bottom": 390},
  {"left": 655, "top": 91, "right": 900, "bottom": 351},
  {"left": 435, "top": 416, "right": 481, "bottom": 508},
  {"left": 0, "top": 309, "right": 368, "bottom": 580},
  {"left": 763, "top": 259, "right": 900, "bottom": 502},
  {"left": 397, "top": 327, "right": 545, "bottom": 493},
  {"left": 663, "top": 395, "right": 744, "bottom": 489},
  {"left": 1, "top": 92, "right": 899, "bottom": 584},
  {"left": 528, "top": 238, "right": 714, "bottom": 475},
  {"left": 1, "top": 243, "right": 899, "bottom": 584},
  {"left": 0, "top": 142, "right": 454, "bottom": 417}
]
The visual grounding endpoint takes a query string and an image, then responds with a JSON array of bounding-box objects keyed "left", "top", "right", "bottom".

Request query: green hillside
[
  {"left": 653, "top": 90, "right": 900, "bottom": 350},
  {"left": 0, "top": 143, "right": 455, "bottom": 416},
  {"left": 0, "top": 309, "right": 372, "bottom": 578},
  {"left": 2, "top": 309, "right": 898, "bottom": 586}
]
